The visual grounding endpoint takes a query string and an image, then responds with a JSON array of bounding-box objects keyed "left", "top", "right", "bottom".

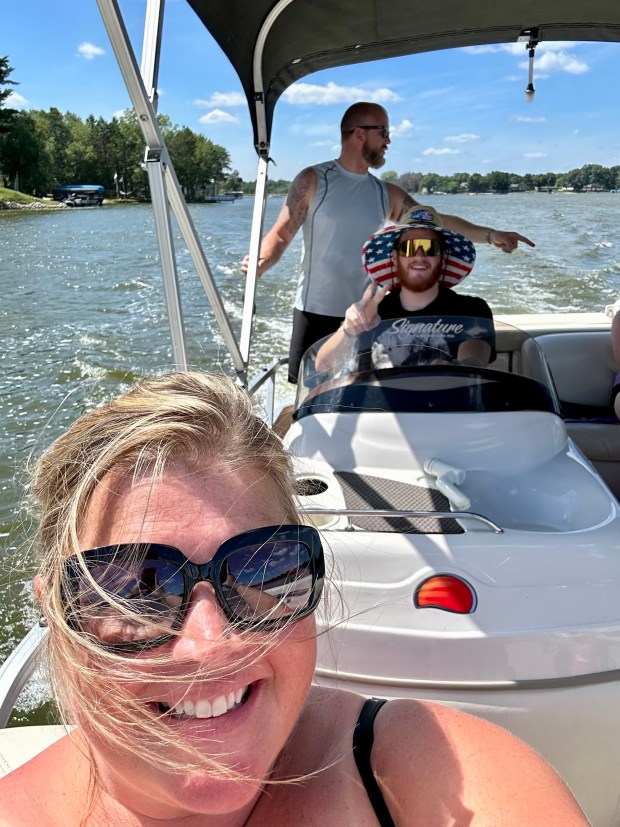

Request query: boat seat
[
  {"left": 533, "top": 332, "right": 620, "bottom": 498},
  {"left": 535, "top": 332, "right": 616, "bottom": 409},
  {"left": 0, "top": 725, "right": 67, "bottom": 776}
]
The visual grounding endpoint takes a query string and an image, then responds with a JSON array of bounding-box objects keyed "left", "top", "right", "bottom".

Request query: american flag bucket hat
[{"left": 361, "top": 207, "right": 476, "bottom": 291}]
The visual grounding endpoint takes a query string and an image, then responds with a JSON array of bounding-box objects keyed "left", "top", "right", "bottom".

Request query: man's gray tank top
[{"left": 295, "top": 160, "right": 390, "bottom": 317}]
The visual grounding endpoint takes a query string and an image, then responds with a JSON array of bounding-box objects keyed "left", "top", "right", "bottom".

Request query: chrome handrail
[
  {"left": 0, "top": 624, "right": 48, "bottom": 729},
  {"left": 248, "top": 357, "right": 288, "bottom": 426},
  {"left": 301, "top": 507, "right": 503, "bottom": 533}
]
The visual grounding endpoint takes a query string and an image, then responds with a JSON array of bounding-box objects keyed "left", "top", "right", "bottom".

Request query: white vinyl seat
[
  {"left": 0, "top": 725, "right": 68, "bottom": 777},
  {"left": 534, "top": 332, "right": 620, "bottom": 498}
]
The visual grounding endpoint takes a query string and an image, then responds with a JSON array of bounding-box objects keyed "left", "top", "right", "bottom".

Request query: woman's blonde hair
[{"left": 32, "top": 371, "right": 304, "bottom": 781}]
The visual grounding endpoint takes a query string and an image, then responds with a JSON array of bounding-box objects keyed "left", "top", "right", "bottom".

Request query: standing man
[{"left": 242, "top": 101, "right": 533, "bottom": 382}]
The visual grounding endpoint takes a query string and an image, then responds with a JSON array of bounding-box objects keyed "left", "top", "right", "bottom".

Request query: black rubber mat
[{"left": 334, "top": 471, "right": 464, "bottom": 534}]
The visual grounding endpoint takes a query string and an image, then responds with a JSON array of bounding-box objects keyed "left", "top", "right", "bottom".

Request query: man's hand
[
  {"left": 489, "top": 230, "right": 535, "bottom": 253},
  {"left": 241, "top": 255, "right": 267, "bottom": 275},
  {"left": 342, "top": 282, "right": 386, "bottom": 335}
]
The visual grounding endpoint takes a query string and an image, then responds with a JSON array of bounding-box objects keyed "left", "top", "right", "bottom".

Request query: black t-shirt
[{"left": 361, "top": 286, "right": 496, "bottom": 367}]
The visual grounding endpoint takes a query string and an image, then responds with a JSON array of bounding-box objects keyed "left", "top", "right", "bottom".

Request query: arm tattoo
[{"left": 285, "top": 168, "right": 313, "bottom": 234}]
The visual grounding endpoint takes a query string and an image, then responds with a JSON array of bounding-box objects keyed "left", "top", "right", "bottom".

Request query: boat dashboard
[{"left": 294, "top": 318, "right": 561, "bottom": 419}]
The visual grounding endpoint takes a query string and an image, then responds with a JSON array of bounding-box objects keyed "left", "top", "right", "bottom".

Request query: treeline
[
  {"left": 380, "top": 165, "right": 620, "bottom": 194},
  {"left": 0, "top": 107, "right": 244, "bottom": 200}
]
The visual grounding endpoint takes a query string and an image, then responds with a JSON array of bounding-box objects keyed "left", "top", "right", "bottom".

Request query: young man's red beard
[{"left": 396, "top": 263, "right": 441, "bottom": 293}]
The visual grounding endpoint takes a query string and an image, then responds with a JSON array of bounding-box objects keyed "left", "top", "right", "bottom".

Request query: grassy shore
[{"left": 0, "top": 187, "right": 62, "bottom": 210}]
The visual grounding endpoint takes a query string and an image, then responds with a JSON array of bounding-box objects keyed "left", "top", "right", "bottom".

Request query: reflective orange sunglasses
[{"left": 396, "top": 238, "right": 442, "bottom": 257}]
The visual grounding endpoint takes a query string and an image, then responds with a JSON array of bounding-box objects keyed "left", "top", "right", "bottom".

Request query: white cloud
[
  {"left": 6, "top": 92, "right": 28, "bottom": 108},
  {"left": 310, "top": 140, "right": 334, "bottom": 146},
  {"left": 444, "top": 133, "right": 479, "bottom": 143},
  {"left": 518, "top": 50, "right": 588, "bottom": 75},
  {"left": 198, "top": 109, "right": 238, "bottom": 124},
  {"left": 390, "top": 119, "right": 414, "bottom": 137},
  {"left": 77, "top": 42, "right": 105, "bottom": 60},
  {"left": 194, "top": 92, "right": 246, "bottom": 108},
  {"left": 422, "top": 147, "right": 460, "bottom": 156},
  {"left": 515, "top": 115, "right": 547, "bottom": 123},
  {"left": 465, "top": 41, "right": 588, "bottom": 74},
  {"left": 524, "top": 152, "right": 547, "bottom": 158},
  {"left": 282, "top": 81, "right": 400, "bottom": 105},
  {"left": 465, "top": 41, "right": 577, "bottom": 57}
]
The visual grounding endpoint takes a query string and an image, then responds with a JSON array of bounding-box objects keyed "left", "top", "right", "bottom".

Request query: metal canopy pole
[
  {"left": 239, "top": 0, "right": 297, "bottom": 367},
  {"left": 96, "top": 0, "right": 247, "bottom": 380},
  {"left": 239, "top": 155, "right": 268, "bottom": 363},
  {"left": 140, "top": 0, "right": 164, "bottom": 107}
]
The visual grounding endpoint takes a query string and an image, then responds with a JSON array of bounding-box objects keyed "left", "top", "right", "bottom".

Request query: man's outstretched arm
[{"left": 385, "top": 184, "right": 535, "bottom": 253}]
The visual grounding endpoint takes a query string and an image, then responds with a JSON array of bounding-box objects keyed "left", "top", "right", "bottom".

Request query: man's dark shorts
[{"left": 288, "top": 308, "right": 343, "bottom": 383}]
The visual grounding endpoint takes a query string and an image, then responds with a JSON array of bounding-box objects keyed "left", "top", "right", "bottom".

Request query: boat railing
[
  {"left": 248, "top": 357, "right": 289, "bottom": 427},
  {"left": 0, "top": 624, "right": 48, "bottom": 728},
  {"left": 301, "top": 508, "right": 503, "bottom": 533}
]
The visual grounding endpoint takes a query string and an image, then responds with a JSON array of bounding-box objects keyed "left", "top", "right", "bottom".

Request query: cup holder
[
  {"left": 295, "top": 477, "right": 329, "bottom": 497},
  {"left": 294, "top": 476, "right": 338, "bottom": 528}
]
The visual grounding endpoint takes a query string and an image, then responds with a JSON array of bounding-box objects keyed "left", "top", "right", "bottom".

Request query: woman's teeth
[{"left": 161, "top": 686, "right": 248, "bottom": 719}]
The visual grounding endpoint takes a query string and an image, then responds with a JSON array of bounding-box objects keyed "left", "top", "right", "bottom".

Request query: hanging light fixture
[{"left": 518, "top": 27, "right": 539, "bottom": 102}]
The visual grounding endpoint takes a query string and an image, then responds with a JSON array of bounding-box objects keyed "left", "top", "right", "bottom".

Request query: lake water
[{"left": 1, "top": 191, "right": 619, "bottom": 721}]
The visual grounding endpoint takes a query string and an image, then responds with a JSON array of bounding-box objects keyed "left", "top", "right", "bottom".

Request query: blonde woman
[{"left": 0, "top": 372, "right": 587, "bottom": 826}]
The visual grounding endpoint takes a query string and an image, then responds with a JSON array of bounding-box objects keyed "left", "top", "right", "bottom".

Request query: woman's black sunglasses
[{"left": 62, "top": 524, "right": 324, "bottom": 652}]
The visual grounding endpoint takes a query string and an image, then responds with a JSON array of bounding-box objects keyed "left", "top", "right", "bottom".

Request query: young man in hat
[
  {"left": 243, "top": 102, "right": 531, "bottom": 382},
  {"left": 315, "top": 210, "right": 494, "bottom": 373}
]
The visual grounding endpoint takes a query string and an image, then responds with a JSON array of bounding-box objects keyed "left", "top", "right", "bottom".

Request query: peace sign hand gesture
[{"left": 342, "top": 282, "right": 386, "bottom": 336}]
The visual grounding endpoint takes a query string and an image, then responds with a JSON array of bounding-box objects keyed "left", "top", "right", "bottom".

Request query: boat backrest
[
  {"left": 530, "top": 331, "right": 620, "bottom": 499},
  {"left": 535, "top": 331, "right": 615, "bottom": 408}
]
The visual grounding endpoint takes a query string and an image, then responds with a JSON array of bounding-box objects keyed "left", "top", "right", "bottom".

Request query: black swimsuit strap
[{"left": 353, "top": 698, "right": 396, "bottom": 827}]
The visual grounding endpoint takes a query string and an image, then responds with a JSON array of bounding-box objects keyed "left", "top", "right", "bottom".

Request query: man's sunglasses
[
  {"left": 396, "top": 238, "right": 442, "bottom": 258},
  {"left": 350, "top": 124, "right": 390, "bottom": 139},
  {"left": 62, "top": 524, "right": 325, "bottom": 652}
]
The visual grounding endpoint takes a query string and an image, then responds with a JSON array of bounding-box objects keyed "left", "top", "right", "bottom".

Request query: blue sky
[{"left": 4, "top": 0, "right": 620, "bottom": 181}]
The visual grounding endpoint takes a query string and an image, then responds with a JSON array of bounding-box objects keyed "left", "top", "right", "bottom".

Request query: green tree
[
  {"left": 167, "top": 126, "right": 198, "bottom": 196},
  {"left": 0, "top": 56, "right": 18, "bottom": 135},
  {"left": 398, "top": 171, "right": 422, "bottom": 193},
  {"left": 0, "top": 111, "right": 47, "bottom": 193},
  {"left": 468, "top": 173, "right": 488, "bottom": 193},
  {"left": 29, "top": 108, "right": 72, "bottom": 186},
  {"left": 487, "top": 170, "right": 511, "bottom": 193},
  {"left": 222, "top": 169, "right": 244, "bottom": 191},
  {"left": 267, "top": 178, "right": 291, "bottom": 195},
  {"left": 419, "top": 172, "right": 442, "bottom": 194},
  {"left": 380, "top": 170, "right": 399, "bottom": 183}
]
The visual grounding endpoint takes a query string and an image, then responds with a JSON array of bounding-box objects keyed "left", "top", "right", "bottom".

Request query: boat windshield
[{"left": 294, "top": 317, "right": 561, "bottom": 420}]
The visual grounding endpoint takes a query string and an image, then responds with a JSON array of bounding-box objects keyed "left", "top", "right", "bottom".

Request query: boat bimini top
[
  {"left": 184, "top": 0, "right": 620, "bottom": 153},
  {"left": 94, "top": 0, "right": 620, "bottom": 391}
]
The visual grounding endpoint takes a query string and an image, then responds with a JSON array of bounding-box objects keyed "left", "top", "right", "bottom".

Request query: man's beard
[
  {"left": 362, "top": 143, "right": 385, "bottom": 169},
  {"left": 398, "top": 266, "right": 440, "bottom": 293}
]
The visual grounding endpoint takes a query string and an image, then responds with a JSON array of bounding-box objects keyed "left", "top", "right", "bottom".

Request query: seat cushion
[{"left": 0, "top": 725, "right": 68, "bottom": 776}]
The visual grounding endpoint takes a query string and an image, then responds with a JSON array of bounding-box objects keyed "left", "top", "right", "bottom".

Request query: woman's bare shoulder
[
  {"left": 372, "top": 698, "right": 589, "bottom": 827},
  {"left": 0, "top": 734, "right": 86, "bottom": 826}
]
